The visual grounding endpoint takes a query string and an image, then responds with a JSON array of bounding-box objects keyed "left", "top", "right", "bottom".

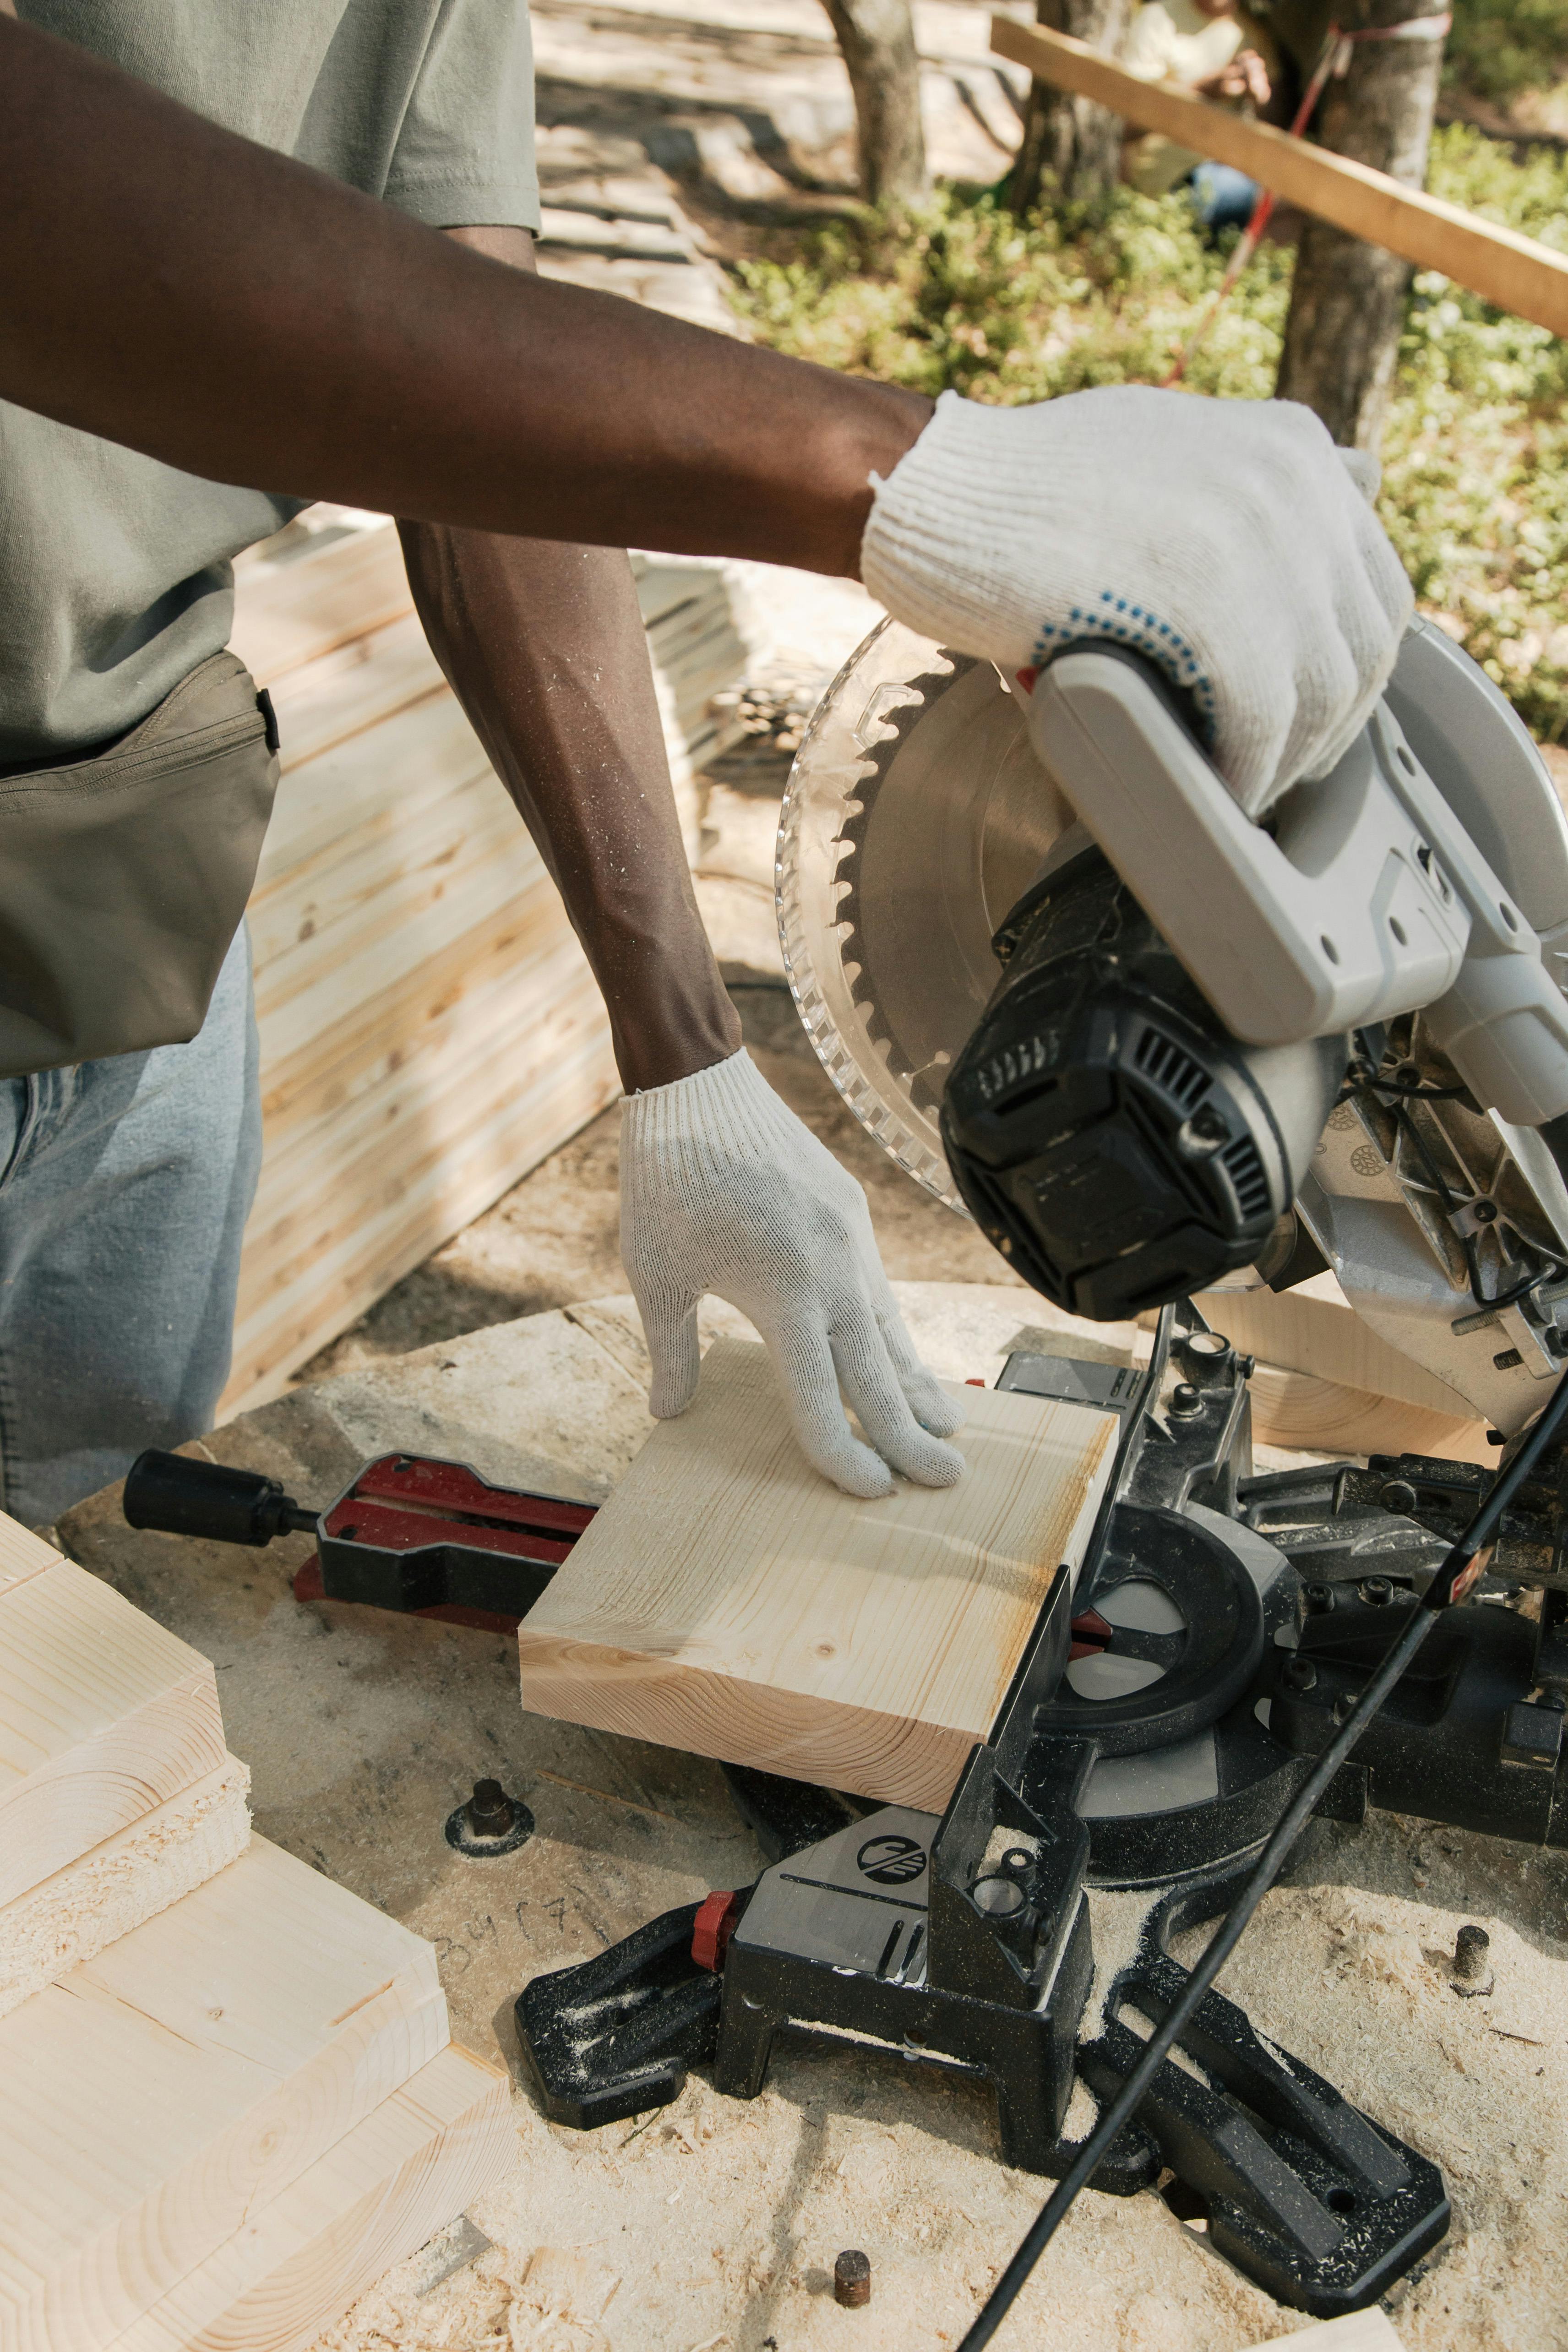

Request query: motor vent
[
  {"left": 1220, "top": 1134, "right": 1272, "bottom": 1222},
  {"left": 1134, "top": 1027, "right": 1209, "bottom": 1113}
]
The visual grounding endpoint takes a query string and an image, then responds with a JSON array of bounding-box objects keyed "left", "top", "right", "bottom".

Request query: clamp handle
[{"left": 122, "top": 1448, "right": 318, "bottom": 1546}]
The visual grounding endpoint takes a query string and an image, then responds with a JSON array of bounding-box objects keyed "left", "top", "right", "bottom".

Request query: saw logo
[{"left": 856, "top": 1833, "right": 926, "bottom": 1886}]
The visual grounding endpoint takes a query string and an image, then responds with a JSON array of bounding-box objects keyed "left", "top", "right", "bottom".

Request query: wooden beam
[
  {"left": 991, "top": 15, "right": 1568, "bottom": 338},
  {"left": 0, "top": 1555, "right": 228, "bottom": 1909},
  {"left": 0, "top": 1835, "right": 446, "bottom": 2351},
  {"left": 105, "top": 2045, "right": 512, "bottom": 2352},
  {"left": 517, "top": 1338, "right": 1117, "bottom": 1811},
  {"left": 0, "top": 1757, "right": 250, "bottom": 2020}
]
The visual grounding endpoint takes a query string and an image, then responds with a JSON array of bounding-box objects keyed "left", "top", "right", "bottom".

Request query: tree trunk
[
  {"left": 1008, "top": 0, "right": 1133, "bottom": 211},
  {"left": 1274, "top": 0, "right": 1448, "bottom": 451},
  {"left": 820, "top": 0, "right": 928, "bottom": 209}
]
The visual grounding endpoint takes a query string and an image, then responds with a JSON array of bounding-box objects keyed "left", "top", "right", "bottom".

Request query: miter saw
[{"left": 514, "top": 621, "right": 1568, "bottom": 2321}]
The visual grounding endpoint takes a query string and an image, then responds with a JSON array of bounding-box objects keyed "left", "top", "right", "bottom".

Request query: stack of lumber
[
  {"left": 223, "top": 514, "right": 746, "bottom": 1419},
  {"left": 517, "top": 1337, "right": 1119, "bottom": 1810},
  {"left": 0, "top": 1510, "right": 512, "bottom": 2351}
]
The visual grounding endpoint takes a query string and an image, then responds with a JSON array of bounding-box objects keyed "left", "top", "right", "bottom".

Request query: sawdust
[{"left": 311, "top": 1837, "right": 1568, "bottom": 2352}]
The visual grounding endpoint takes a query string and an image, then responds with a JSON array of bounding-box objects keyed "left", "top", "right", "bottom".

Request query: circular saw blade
[{"left": 776, "top": 618, "right": 1072, "bottom": 1210}]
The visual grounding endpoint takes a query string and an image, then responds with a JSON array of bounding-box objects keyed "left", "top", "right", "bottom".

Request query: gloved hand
[
  {"left": 860, "top": 385, "right": 1414, "bottom": 819},
  {"left": 620, "top": 1048, "right": 967, "bottom": 1499}
]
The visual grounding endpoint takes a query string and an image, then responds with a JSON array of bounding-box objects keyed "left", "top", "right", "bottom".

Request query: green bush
[
  {"left": 728, "top": 125, "right": 1568, "bottom": 740},
  {"left": 1446, "top": 0, "right": 1568, "bottom": 111}
]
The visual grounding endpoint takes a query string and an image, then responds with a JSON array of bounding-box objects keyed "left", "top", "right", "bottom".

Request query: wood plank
[
  {"left": 991, "top": 16, "right": 1568, "bottom": 338},
  {"left": 106, "top": 2045, "right": 512, "bottom": 2352},
  {"left": 1196, "top": 1273, "right": 1480, "bottom": 1418},
  {"left": 252, "top": 876, "right": 585, "bottom": 1144},
  {"left": 223, "top": 1013, "right": 619, "bottom": 1414},
  {"left": 0, "top": 1758, "right": 250, "bottom": 2021},
  {"left": 1247, "top": 1362, "right": 1494, "bottom": 1465},
  {"left": 0, "top": 1517, "right": 60, "bottom": 1602},
  {"left": 265, "top": 614, "right": 446, "bottom": 778},
  {"left": 517, "top": 1338, "right": 1118, "bottom": 1811},
  {"left": 0, "top": 1835, "right": 446, "bottom": 2352},
  {"left": 0, "top": 1559, "right": 228, "bottom": 1910},
  {"left": 229, "top": 523, "right": 412, "bottom": 688}
]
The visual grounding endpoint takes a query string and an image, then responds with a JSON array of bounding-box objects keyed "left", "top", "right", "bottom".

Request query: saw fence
[{"left": 223, "top": 516, "right": 746, "bottom": 1417}]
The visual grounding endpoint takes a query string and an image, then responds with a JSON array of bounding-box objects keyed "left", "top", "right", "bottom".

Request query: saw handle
[{"left": 122, "top": 1448, "right": 319, "bottom": 1546}]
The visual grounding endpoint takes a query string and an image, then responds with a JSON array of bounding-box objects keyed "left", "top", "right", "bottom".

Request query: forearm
[
  {"left": 0, "top": 18, "right": 928, "bottom": 577},
  {"left": 401, "top": 520, "right": 738, "bottom": 1091}
]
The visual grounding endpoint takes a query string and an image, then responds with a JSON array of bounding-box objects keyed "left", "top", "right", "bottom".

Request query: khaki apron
[{"left": 0, "top": 652, "right": 279, "bottom": 1077}]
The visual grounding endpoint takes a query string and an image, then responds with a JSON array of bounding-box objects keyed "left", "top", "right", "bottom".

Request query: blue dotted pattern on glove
[{"left": 1034, "top": 590, "right": 1217, "bottom": 742}]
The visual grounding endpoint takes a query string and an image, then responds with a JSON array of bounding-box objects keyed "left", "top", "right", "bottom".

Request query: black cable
[{"left": 956, "top": 1365, "right": 1568, "bottom": 2351}]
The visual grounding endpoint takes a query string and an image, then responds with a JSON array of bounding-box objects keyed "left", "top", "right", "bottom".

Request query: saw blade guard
[{"left": 776, "top": 618, "right": 1070, "bottom": 1211}]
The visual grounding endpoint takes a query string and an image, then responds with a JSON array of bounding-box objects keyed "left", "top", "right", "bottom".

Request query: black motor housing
[{"left": 940, "top": 847, "right": 1347, "bottom": 1321}]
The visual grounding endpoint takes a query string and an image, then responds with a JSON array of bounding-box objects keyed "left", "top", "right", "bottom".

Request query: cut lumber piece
[
  {"left": 0, "top": 1557, "right": 227, "bottom": 1910},
  {"left": 991, "top": 16, "right": 1568, "bottom": 338},
  {"left": 1247, "top": 1363, "right": 1494, "bottom": 1466},
  {"left": 105, "top": 2044, "right": 512, "bottom": 2352},
  {"left": 1193, "top": 1273, "right": 1492, "bottom": 1461},
  {"left": 0, "top": 1757, "right": 250, "bottom": 2021},
  {"left": 0, "top": 1835, "right": 446, "bottom": 2352},
  {"left": 517, "top": 1337, "right": 1118, "bottom": 1810},
  {"left": 1198, "top": 1272, "right": 1479, "bottom": 1414}
]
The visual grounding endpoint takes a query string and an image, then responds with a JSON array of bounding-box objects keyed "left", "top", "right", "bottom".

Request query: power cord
[{"left": 956, "top": 1363, "right": 1568, "bottom": 2350}]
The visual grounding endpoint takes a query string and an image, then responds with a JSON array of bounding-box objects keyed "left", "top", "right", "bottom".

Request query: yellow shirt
[{"left": 1121, "top": 0, "right": 1277, "bottom": 196}]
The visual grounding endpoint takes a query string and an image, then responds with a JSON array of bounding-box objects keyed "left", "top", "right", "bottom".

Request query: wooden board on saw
[
  {"left": 0, "top": 1835, "right": 447, "bottom": 2352},
  {"left": 222, "top": 518, "right": 746, "bottom": 1417},
  {"left": 1194, "top": 1274, "right": 1493, "bottom": 1464},
  {"left": 517, "top": 1338, "right": 1119, "bottom": 1811},
  {"left": 105, "top": 2044, "right": 512, "bottom": 2352}
]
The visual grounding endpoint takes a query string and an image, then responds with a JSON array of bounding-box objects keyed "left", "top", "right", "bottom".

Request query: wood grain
[
  {"left": 1193, "top": 1273, "right": 1492, "bottom": 1459},
  {"left": 1247, "top": 1362, "right": 1494, "bottom": 1465},
  {"left": 0, "top": 1558, "right": 227, "bottom": 1910},
  {"left": 0, "top": 1758, "right": 250, "bottom": 2020},
  {"left": 105, "top": 2045, "right": 512, "bottom": 2352},
  {"left": 0, "top": 1517, "right": 60, "bottom": 1601},
  {"left": 517, "top": 1339, "right": 1117, "bottom": 1810},
  {"left": 991, "top": 15, "right": 1568, "bottom": 337},
  {"left": 0, "top": 1835, "right": 446, "bottom": 2352},
  {"left": 1198, "top": 1273, "right": 1479, "bottom": 1417}
]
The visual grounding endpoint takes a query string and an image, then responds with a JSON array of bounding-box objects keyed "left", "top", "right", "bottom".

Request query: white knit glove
[
  {"left": 860, "top": 385, "right": 1414, "bottom": 818},
  {"left": 620, "top": 1050, "right": 966, "bottom": 1499}
]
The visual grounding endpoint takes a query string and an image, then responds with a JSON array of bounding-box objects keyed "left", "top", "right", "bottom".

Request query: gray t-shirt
[{"left": 2, "top": 1, "right": 540, "bottom": 768}]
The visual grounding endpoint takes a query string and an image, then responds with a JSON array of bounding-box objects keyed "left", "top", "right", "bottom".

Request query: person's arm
[
  {"left": 399, "top": 227, "right": 736, "bottom": 1092},
  {"left": 0, "top": 10, "right": 1412, "bottom": 815},
  {"left": 0, "top": 16, "right": 926, "bottom": 578}
]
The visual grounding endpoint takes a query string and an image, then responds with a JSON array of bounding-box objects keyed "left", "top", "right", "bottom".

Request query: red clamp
[{"left": 691, "top": 1889, "right": 742, "bottom": 1973}]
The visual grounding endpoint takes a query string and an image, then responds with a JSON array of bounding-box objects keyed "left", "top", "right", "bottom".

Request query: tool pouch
[{"left": 0, "top": 651, "right": 279, "bottom": 1077}]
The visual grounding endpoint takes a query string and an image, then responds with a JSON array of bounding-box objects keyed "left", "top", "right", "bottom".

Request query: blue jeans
[
  {"left": 0, "top": 926, "right": 260, "bottom": 1525},
  {"left": 1191, "top": 161, "right": 1260, "bottom": 235}
]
